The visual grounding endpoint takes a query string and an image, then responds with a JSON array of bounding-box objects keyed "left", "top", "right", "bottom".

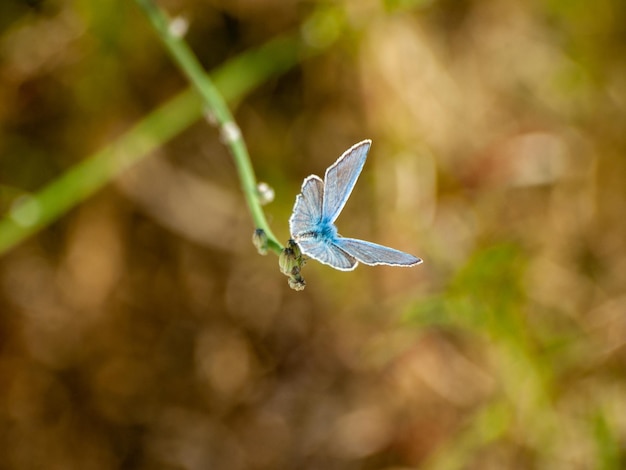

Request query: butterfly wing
[
  {"left": 289, "top": 175, "right": 324, "bottom": 237},
  {"left": 297, "top": 237, "right": 358, "bottom": 271},
  {"left": 290, "top": 171, "right": 358, "bottom": 270},
  {"left": 323, "top": 140, "right": 371, "bottom": 223},
  {"left": 335, "top": 237, "right": 422, "bottom": 267}
]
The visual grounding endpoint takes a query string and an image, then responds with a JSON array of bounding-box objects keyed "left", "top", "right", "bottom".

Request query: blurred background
[{"left": 1, "top": 0, "right": 626, "bottom": 468}]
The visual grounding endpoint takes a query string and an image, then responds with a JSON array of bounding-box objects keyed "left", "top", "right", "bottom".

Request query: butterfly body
[
  {"left": 300, "top": 218, "right": 337, "bottom": 242},
  {"left": 289, "top": 140, "right": 422, "bottom": 271}
]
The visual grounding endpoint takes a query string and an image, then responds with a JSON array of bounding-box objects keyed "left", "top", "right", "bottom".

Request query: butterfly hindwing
[
  {"left": 335, "top": 237, "right": 422, "bottom": 267},
  {"left": 297, "top": 237, "right": 358, "bottom": 271},
  {"left": 322, "top": 140, "right": 371, "bottom": 224}
]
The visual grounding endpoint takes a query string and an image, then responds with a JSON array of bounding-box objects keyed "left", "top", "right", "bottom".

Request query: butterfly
[{"left": 289, "top": 140, "right": 423, "bottom": 271}]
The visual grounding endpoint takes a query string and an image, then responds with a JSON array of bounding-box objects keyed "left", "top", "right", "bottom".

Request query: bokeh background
[{"left": 1, "top": 0, "right": 626, "bottom": 468}]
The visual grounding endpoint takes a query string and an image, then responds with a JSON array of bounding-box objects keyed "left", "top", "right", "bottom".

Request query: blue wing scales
[
  {"left": 289, "top": 175, "right": 324, "bottom": 237},
  {"left": 322, "top": 140, "right": 371, "bottom": 223},
  {"left": 335, "top": 238, "right": 422, "bottom": 267},
  {"left": 296, "top": 237, "right": 358, "bottom": 271}
]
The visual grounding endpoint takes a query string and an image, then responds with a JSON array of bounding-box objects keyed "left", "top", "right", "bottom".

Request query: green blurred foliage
[{"left": 1, "top": 0, "right": 625, "bottom": 469}]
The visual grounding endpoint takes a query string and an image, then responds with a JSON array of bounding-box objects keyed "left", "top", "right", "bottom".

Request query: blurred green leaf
[{"left": 594, "top": 411, "right": 622, "bottom": 470}]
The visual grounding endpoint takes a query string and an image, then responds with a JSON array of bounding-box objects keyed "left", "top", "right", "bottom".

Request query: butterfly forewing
[
  {"left": 336, "top": 238, "right": 422, "bottom": 267},
  {"left": 289, "top": 175, "right": 324, "bottom": 237},
  {"left": 297, "top": 238, "right": 358, "bottom": 271},
  {"left": 322, "top": 140, "right": 371, "bottom": 223}
]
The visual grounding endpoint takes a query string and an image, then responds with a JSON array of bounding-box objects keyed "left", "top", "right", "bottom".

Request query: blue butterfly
[{"left": 289, "top": 140, "right": 423, "bottom": 271}]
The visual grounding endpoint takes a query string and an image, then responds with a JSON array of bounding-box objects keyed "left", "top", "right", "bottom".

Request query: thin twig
[{"left": 135, "top": 0, "right": 283, "bottom": 253}]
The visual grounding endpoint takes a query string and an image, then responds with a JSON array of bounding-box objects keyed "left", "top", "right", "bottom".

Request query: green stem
[
  {"left": 0, "top": 30, "right": 303, "bottom": 256},
  {"left": 135, "top": 0, "right": 283, "bottom": 253}
]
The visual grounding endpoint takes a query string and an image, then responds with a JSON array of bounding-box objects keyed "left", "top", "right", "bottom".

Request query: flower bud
[
  {"left": 252, "top": 228, "right": 268, "bottom": 255},
  {"left": 256, "top": 182, "right": 275, "bottom": 205}
]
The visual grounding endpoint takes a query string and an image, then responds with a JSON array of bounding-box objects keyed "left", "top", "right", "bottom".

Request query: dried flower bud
[
  {"left": 280, "top": 240, "right": 307, "bottom": 290},
  {"left": 252, "top": 228, "right": 269, "bottom": 255},
  {"left": 279, "top": 246, "right": 297, "bottom": 275},
  {"left": 288, "top": 275, "right": 306, "bottom": 291}
]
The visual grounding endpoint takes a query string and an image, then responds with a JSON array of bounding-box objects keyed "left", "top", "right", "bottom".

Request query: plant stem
[
  {"left": 0, "top": 32, "right": 303, "bottom": 256},
  {"left": 135, "top": 0, "right": 283, "bottom": 253}
]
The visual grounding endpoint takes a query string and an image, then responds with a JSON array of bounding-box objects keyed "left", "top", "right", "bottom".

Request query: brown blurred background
[{"left": 1, "top": 0, "right": 626, "bottom": 468}]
